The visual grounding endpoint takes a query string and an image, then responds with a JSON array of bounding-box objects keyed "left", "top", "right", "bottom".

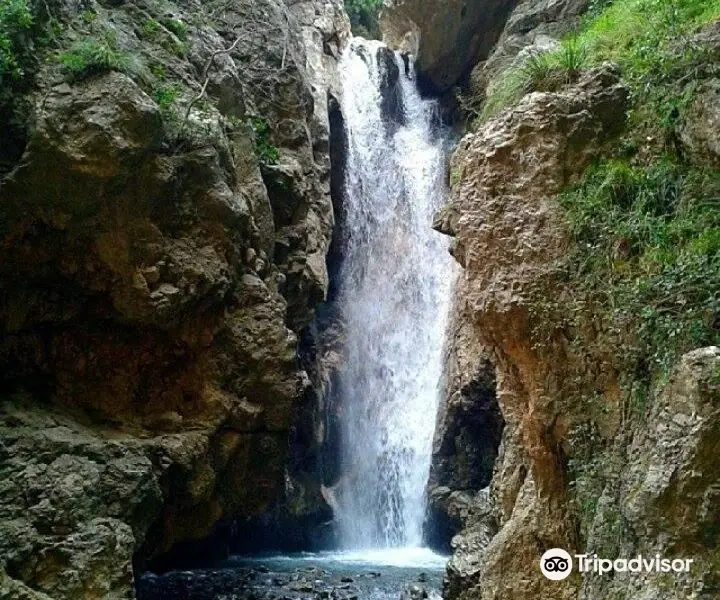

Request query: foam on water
[{"left": 245, "top": 548, "right": 447, "bottom": 570}]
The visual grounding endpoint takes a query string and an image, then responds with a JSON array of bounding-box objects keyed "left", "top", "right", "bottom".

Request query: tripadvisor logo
[
  {"left": 540, "top": 549, "right": 572, "bottom": 580},
  {"left": 539, "top": 548, "right": 695, "bottom": 580}
]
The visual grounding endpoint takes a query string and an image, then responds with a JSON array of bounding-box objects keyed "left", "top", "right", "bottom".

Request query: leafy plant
[
  {"left": 343, "top": 0, "right": 382, "bottom": 39},
  {"left": 153, "top": 83, "right": 179, "bottom": 110},
  {"left": 58, "top": 37, "right": 134, "bottom": 81},
  {"left": 80, "top": 10, "right": 96, "bottom": 24},
  {"left": 0, "top": 0, "right": 33, "bottom": 80},
  {"left": 249, "top": 116, "right": 279, "bottom": 165},
  {"left": 162, "top": 17, "right": 187, "bottom": 40}
]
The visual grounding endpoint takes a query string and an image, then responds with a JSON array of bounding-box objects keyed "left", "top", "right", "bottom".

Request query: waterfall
[{"left": 333, "top": 38, "right": 455, "bottom": 550}]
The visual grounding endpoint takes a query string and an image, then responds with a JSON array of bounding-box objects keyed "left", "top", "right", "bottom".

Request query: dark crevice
[{"left": 424, "top": 360, "right": 504, "bottom": 552}]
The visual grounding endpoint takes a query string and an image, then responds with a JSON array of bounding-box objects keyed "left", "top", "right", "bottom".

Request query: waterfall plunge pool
[
  {"left": 137, "top": 548, "right": 447, "bottom": 600},
  {"left": 137, "top": 35, "right": 455, "bottom": 600}
]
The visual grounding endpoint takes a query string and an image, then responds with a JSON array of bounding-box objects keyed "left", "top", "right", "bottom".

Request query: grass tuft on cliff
[
  {"left": 478, "top": 0, "right": 720, "bottom": 123},
  {"left": 58, "top": 36, "right": 136, "bottom": 81}
]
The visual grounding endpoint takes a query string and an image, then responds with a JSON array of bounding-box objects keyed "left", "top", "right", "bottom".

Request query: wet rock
[
  {"left": 0, "top": 0, "right": 351, "bottom": 597},
  {"left": 400, "top": 584, "right": 428, "bottom": 600},
  {"left": 379, "top": 0, "right": 519, "bottom": 91}
]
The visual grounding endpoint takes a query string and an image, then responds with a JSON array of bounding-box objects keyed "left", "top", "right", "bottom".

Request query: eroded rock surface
[
  {"left": 379, "top": 0, "right": 518, "bottom": 91},
  {"left": 426, "top": 310, "right": 502, "bottom": 552},
  {"left": 436, "top": 65, "right": 629, "bottom": 600},
  {"left": 0, "top": 0, "right": 349, "bottom": 596},
  {"left": 438, "top": 44, "right": 720, "bottom": 600}
]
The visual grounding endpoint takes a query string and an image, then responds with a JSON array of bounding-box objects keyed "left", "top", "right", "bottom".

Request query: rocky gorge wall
[
  {"left": 0, "top": 0, "right": 350, "bottom": 596},
  {"left": 1, "top": 0, "right": 718, "bottom": 598},
  {"left": 383, "top": 1, "right": 719, "bottom": 600}
]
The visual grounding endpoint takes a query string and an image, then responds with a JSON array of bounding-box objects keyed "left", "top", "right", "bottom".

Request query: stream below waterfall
[
  {"left": 138, "top": 36, "right": 453, "bottom": 600},
  {"left": 138, "top": 550, "right": 446, "bottom": 600}
]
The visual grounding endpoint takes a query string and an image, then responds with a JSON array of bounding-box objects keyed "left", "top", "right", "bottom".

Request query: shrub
[
  {"left": 249, "top": 116, "right": 279, "bottom": 165},
  {"left": 344, "top": 0, "right": 382, "bottom": 39},
  {"left": 0, "top": 0, "right": 33, "bottom": 80},
  {"left": 153, "top": 84, "right": 178, "bottom": 110},
  {"left": 58, "top": 37, "right": 133, "bottom": 81}
]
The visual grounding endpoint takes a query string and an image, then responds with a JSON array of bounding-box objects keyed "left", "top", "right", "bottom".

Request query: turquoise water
[{"left": 138, "top": 547, "right": 447, "bottom": 600}]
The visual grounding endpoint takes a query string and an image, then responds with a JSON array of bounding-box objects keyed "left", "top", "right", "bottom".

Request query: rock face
[
  {"left": 467, "top": 0, "right": 589, "bottom": 100},
  {"left": 680, "top": 78, "right": 720, "bottom": 168},
  {"left": 378, "top": 0, "right": 519, "bottom": 91},
  {"left": 436, "top": 35, "right": 720, "bottom": 600},
  {"left": 435, "top": 65, "right": 630, "bottom": 599},
  {"left": 0, "top": 0, "right": 349, "bottom": 596},
  {"left": 425, "top": 311, "right": 502, "bottom": 552},
  {"left": 582, "top": 347, "right": 720, "bottom": 600}
]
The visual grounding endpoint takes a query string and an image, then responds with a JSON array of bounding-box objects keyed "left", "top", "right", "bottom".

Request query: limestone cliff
[
  {"left": 378, "top": 0, "right": 518, "bottom": 91},
  {"left": 435, "top": 64, "right": 631, "bottom": 600},
  {"left": 0, "top": 0, "right": 349, "bottom": 597},
  {"left": 428, "top": 6, "right": 720, "bottom": 600}
]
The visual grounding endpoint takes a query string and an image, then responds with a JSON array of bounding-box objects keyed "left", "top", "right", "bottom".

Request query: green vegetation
[
  {"left": 0, "top": 0, "right": 33, "bottom": 80},
  {"left": 343, "top": 0, "right": 382, "bottom": 39},
  {"left": 519, "top": 0, "right": 720, "bottom": 385},
  {"left": 162, "top": 17, "right": 187, "bottom": 40},
  {"left": 80, "top": 10, "right": 96, "bottom": 24},
  {"left": 559, "top": 159, "right": 720, "bottom": 372},
  {"left": 249, "top": 116, "right": 279, "bottom": 165},
  {"left": 476, "top": 0, "right": 720, "bottom": 124},
  {"left": 141, "top": 17, "right": 160, "bottom": 39},
  {"left": 507, "top": 0, "right": 720, "bottom": 546},
  {"left": 153, "top": 83, "right": 179, "bottom": 110},
  {"left": 58, "top": 36, "right": 134, "bottom": 80}
]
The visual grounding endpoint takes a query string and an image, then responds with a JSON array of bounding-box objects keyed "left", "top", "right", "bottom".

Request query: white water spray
[{"left": 333, "top": 39, "right": 455, "bottom": 550}]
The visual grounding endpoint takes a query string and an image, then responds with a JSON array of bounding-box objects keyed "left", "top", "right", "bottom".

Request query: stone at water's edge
[{"left": 136, "top": 554, "right": 445, "bottom": 600}]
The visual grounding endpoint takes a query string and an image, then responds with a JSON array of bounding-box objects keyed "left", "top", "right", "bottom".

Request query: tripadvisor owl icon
[{"left": 540, "top": 548, "right": 573, "bottom": 580}]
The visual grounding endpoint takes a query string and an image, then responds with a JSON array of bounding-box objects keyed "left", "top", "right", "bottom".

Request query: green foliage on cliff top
[
  {"left": 477, "top": 0, "right": 720, "bottom": 124},
  {"left": 0, "top": 0, "right": 33, "bottom": 81},
  {"left": 344, "top": 0, "right": 382, "bottom": 39}
]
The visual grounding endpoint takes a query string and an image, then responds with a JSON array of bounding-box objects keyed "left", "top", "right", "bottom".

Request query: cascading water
[
  {"left": 333, "top": 39, "right": 456, "bottom": 551},
  {"left": 137, "top": 36, "right": 454, "bottom": 600}
]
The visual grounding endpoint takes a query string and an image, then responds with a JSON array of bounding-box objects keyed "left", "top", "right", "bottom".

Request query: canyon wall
[
  {"left": 380, "top": 3, "right": 720, "bottom": 600},
  {"left": 0, "top": 0, "right": 349, "bottom": 596}
]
